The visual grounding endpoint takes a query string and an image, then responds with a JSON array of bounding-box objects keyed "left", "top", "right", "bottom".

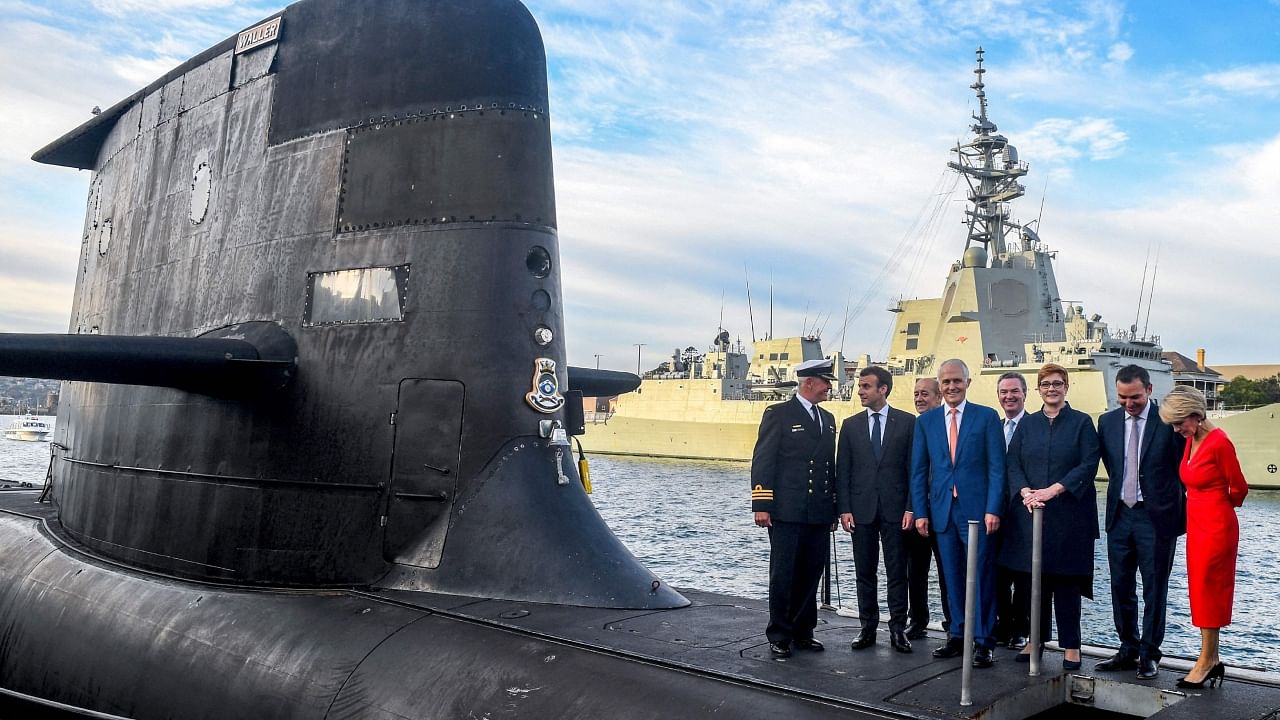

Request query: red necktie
[{"left": 949, "top": 408, "right": 959, "bottom": 497}]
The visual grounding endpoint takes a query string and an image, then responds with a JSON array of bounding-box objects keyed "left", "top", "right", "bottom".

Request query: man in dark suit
[
  {"left": 904, "top": 377, "right": 950, "bottom": 639},
  {"left": 910, "top": 358, "right": 1005, "bottom": 668},
  {"left": 993, "top": 372, "right": 1030, "bottom": 650},
  {"left": 837, "top": 366, "right": 915, "bottom": 654},
  {"left": 1095, "top": 365, "right": 1186, "bottom": 679},
  {"left": 752, "top": 358, "right": 838, "bottom": 658}
]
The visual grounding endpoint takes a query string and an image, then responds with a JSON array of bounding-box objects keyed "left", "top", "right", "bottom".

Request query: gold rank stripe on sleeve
[{"left": 751, "top": 485, "right": 774, "bottom": 500}]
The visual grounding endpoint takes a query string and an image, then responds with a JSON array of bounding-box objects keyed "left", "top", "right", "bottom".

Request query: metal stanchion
[
  {"left": 1029, "top": 506, "right": 1044, "bottom": 677},
  {"left": 960, "top": 520, "right": 980, "bottom": 707}
]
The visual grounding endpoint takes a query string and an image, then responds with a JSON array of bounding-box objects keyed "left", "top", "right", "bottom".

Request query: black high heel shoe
[{"left": 1176, "top": 662, "right": 1226, "bottom": 689}]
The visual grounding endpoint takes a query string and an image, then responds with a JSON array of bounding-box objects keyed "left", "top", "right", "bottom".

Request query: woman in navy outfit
[{"left": 1000, "top": 363, "right": 1100, "bottom": 669}]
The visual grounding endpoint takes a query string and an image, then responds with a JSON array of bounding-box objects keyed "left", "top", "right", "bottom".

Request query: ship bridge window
[
  {"left": 906, "top": 338, "right": 919, "bottom": 350},
  {"left": 906, "top": 322, "right": 920, "bottom": 335},
  {"left": 769, "top": 353, "right": 779, "bottom": 360},
  {"left": 779, "top": 352, "right": 789, "bottom": 360},
  {"left": 305, "top": 265, "right": 410, "bottom": 326}
]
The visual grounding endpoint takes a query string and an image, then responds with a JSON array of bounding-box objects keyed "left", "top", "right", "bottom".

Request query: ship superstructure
[{"left": 882, "top": 47, "right": 1168, "bottom": 394}]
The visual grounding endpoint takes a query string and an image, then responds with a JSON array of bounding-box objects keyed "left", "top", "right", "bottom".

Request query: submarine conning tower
[{"left": 25, "top": 0, "right": 684, "bottom": 609}]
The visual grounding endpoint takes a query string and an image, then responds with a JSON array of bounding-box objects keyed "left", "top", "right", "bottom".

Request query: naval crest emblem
[{"left": 525, "top": 358, "right": 565, "bottom": 413}]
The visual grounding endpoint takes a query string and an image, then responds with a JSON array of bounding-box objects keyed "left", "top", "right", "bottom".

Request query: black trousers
[
  {"left": 766, "top": 520, "right": 831, "bottom": 644},
  {"left": 1026, "top": 573, "right": 1084, "bottom": 649},
  {"left": 851, "top": 516, "right": 908, "bottom": 631},
  {"left": 1107, "top": 502, "right": 1177, "bottom": 661},
  {"left": 904, "top": 526, "right": 951, "bottom": 631},
  {"left": 995, "top": 565, "right": 1030, "bottom": 642}
]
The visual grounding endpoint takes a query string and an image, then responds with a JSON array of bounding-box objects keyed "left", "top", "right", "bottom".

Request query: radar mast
[{"left": 949, "top": 47, "right": 1030, "bottom": 260}]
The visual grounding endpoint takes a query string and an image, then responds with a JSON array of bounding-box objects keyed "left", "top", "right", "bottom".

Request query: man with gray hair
[{"left": 910, "top": 359, "right": 1006, "bottom": 668}]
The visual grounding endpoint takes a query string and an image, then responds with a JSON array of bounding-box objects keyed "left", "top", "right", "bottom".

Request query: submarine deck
[{"left": 3, "top": 488, "right": 1278, "bottom": 719}]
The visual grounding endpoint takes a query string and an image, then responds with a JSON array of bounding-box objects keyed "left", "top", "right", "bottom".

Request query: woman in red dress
[{"left": 1159, "top": 386, "right": 1247, "bottom": 689}]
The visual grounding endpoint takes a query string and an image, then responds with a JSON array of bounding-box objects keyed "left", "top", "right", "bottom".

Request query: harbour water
[
  {"left": 0, "top": 416, "right": 54, "bottom": 488},
  {"left": 587, "top": 454, "right": 1280, "bottom": 673}
]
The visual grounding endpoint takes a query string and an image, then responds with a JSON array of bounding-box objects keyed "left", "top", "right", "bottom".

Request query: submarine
[{"left": 5, "top": 1, "right": 1278, "bottom": 718}]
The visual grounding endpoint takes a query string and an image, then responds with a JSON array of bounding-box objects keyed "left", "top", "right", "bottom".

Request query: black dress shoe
[
  {"left": 1063, "top": 657, "right": 1082, "bottom": 671},
  {"left": 768, "top": 641, "right": 792, "bottom": 658},
  {"left": 850, "top": 628, "right": 876, "bottom": 650},
  {"left": 1136, "top": 657, "right": 1159, "bottom": 679},
  {"left": 794, "top": 638, "right": 825, "bottom": 652},
  {"left": 1095, "top": 652, "right": 1138, "bottom": 672},
  {"left": 890, "top": 629, "right": 913, "bottom": 654},
  {"left": 1007, "top": 635, "right": 1028, "bottom": 650},
  {"left": 905, "top": 621, "right": 928, "bottom": 640},
  {"left": 972, "top": 646, "right": 994, "bottom": 668},
  {"left": 932, "top": 638, "right": 963, "bottom": 659}
]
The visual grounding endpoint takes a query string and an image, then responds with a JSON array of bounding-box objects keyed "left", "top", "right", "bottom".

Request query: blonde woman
[{"left": 1159, "top": 386, "right": 1247, "bottom": 689}]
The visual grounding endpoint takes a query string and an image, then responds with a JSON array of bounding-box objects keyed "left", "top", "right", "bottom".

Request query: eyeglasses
[{"left": 1038, "top": 380, "right": 1066, "bottom": 389}]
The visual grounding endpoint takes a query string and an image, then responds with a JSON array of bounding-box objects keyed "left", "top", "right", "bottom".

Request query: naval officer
[{"left": 752, "top": 358, "right": 839, "bottom": 658}]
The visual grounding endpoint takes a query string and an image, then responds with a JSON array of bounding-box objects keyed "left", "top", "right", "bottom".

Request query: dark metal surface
[
  {"left": 566, "top": 366, "right": 643, "bottom": 396},
  {"left": 16, "top": 0, "right": 670, "bottom": 601},
  {"left": 338, "top": 111, "right": 555, "bottom": 231},
  {"left": 0, "top": 322, "right": 296, "bottom": 396},
  {"left": 268, "top": 0, "right": 547, "bottom": 144}
]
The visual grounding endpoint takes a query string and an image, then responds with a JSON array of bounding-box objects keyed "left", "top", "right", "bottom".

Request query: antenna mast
[
  {"left": 949, "top": 47, "right": 1029, "bottom": 259},
  {"left": 1142, "top": 243, "right": 1161, "bottom": 339}
]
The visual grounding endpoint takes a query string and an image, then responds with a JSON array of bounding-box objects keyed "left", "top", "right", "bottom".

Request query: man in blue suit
[{"left": 910, "top": 358, "right": 1006, "bottom": 668}]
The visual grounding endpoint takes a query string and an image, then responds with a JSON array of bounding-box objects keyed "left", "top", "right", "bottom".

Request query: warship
[
  {"left": 583, "top": 51, "right": 1280, "bottom": 488},
  {"left": 3, "top": 3, "right": 1279, "bottom": 716}
]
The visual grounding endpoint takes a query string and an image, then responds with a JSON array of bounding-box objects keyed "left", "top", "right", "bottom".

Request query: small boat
[{"left": 4, "top": 415, "right": 51, "bottom": 442}]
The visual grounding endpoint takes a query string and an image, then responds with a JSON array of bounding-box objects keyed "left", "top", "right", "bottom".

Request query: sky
[{"left": 2, "top": 1, "right": 1279, "bottom": 375}]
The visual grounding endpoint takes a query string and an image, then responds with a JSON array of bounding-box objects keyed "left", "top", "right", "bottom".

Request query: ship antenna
[
  {"left": 1142, "top": 242, "right": 1161, "bottom": 339},
  {"left": 1133, "top": 239, "right": 1152, "bottom": 336},
  {"left": 718, "top": 290, "right": 725, "bottom": 343},
  {"left": 745, "top": 266, "right": 757, "bottom": 342},
  {"left": 837, "top": 297, "right": 851, "bottom": 356},
  {"left": 800, "top": 301, "right": 810, "bottom": 338},
  {"left": 768, "top": 278, "right": 774, "bottom": 341}
]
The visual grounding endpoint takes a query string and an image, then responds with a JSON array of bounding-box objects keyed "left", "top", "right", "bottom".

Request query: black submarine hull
[{"left": 0, "top": 503, "right": 870, "bottom": 719}]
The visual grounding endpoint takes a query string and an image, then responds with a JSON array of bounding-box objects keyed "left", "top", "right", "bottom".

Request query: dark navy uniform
[{"left": 752, "top": 395, "right": 837, "bottom": 646}]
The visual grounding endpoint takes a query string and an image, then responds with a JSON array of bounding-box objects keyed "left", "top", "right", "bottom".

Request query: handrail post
[
  {"left": 960, "top": 520, "right": 980, "bottom": 707},
  {"left": 1029, "top": 506, "right": 1044, "bottom": 677}
]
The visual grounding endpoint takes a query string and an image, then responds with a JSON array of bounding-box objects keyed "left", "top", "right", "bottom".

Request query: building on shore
[
  {"left": 1163, "top": 349, "right": 1225, "bottom": 410},
  {"left": 1213, "top": 363, "right": 1280, "bottom": 382}
]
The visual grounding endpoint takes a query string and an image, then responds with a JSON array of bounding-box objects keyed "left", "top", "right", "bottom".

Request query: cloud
[
  {"left": 90, "top": 0, "right": 238, "bottom": 15},
  {"left": 1203, "top": 64, "right": 1280, "bottom": 97},
  {"left": 1106, "top": 41, "right": 1134, "bottom": 65},
  {"left": 1015, "top": 117, "right": 1128, "bottom": 165}
]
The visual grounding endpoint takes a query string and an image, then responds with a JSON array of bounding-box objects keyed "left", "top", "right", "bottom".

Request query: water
[
  {"left": 588, "top": 454, "right": 1280, "bottom": 673},
  {"left": 0, "top": 415, "right": 54, "bottom": 488}
]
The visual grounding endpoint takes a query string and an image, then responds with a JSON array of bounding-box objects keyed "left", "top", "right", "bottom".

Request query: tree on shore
[{"left": 1219, "top": 375, "right": 1280, "bottom": 408}]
